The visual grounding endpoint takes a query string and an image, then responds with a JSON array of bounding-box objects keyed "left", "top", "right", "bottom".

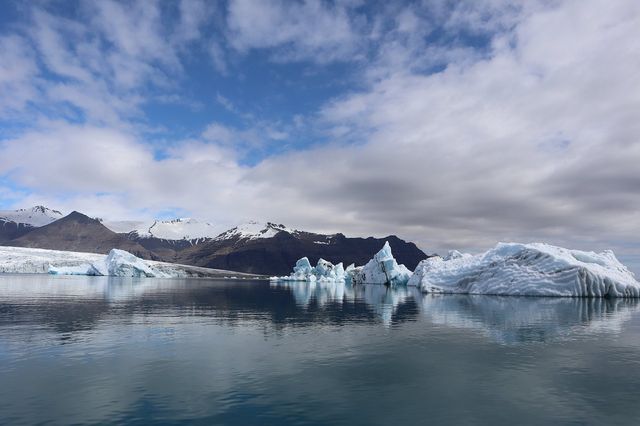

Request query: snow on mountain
[
  {"left": 408, "top": 242, "right": 640, "bottom": 297},
  {"left": 137, "top": 218, "right": 222, "bottom": 240},
  {"left": 0, "top": 206, "right": 63, "bottom": 227},
  {"left": 100, "top": 219, "right": 146, "bottom": 234},
  {"left": 103, "top": 218, "right": 222, "bottom": 241},
  {"left": 99, "top": 216, "right": 322, "bottom": 244},
  {"left": 214, "top": 221, "right": 298, "bottom": 241}
]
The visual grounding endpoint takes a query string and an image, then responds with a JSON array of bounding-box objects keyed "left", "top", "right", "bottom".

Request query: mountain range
[{"left": 0, "top": 206, "right": 428, "bottom": 275}]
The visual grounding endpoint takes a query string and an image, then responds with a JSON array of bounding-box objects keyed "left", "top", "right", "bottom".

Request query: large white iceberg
[
  {"left": 353, "top": 241, "right": 411, "bottom": 286},
  {"left": 408, "top": 243, "right": 640, "bottom": 297}
]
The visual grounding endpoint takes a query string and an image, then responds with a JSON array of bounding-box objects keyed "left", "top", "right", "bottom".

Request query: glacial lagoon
[{"left": 2, "top": 275, "right": 640, "bottom": 425}]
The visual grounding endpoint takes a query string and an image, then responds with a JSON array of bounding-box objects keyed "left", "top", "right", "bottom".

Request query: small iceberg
[
  {"left": 273, "top": 242, "right": 412, "bottom": 286},
  {"left": 271, "top": 257, "right": 348, "bottom": 282},
  {"left": 408, "top": 243, "right": 640, "bottom": 298}
]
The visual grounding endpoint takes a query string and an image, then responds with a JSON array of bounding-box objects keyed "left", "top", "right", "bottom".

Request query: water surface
[{"left": 1, "top": 275, "right": 640, "bottom": 425}]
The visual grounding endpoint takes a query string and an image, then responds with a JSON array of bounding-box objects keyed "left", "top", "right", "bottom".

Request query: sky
[{"left": 0, "top": 0, "right": 639, "bottom": 269}]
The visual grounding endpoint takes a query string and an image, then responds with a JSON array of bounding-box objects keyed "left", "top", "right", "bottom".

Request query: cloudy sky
[{"left": 0, "top": 0, "right": 639, "bottom": 267}]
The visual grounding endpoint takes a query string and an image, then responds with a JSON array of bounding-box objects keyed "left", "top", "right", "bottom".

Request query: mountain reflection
[{"left": 1, "top": 275, "right": 639, "bottom": 344}]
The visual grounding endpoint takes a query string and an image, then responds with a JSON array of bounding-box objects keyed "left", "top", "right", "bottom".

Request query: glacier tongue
[
  {"left": 354, "top": 241, "right": 412, "bottom": 286},
  {"left": 48, "top": 248, "right": 169, "bottom": 277},
  {"left": 409, "top": 243, "right": 640, "bottom": 297}
]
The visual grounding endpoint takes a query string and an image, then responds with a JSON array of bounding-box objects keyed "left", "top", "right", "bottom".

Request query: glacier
[
  {"left": 408, "top": 243, "right": 640, "bottom": 297},
  {"left": 0, "top": 246, "right": 261, "bottom": 279},
  {"left": 353, "top": 242, "right": 411, "bottom": 286}
]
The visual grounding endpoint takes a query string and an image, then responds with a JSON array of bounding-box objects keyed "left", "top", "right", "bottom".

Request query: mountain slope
[
  {"left": 2, "top": 211, "right": 428, "bottom": 275},
  {"left": 6, "top": 211, "right": 157, "bottom": 259},
  {"left": 0, "top": 220, "right": 33, "bottom": 243}
]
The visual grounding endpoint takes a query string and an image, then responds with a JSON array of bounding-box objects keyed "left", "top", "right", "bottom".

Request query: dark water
[{"left": 2, "top": 276, "right": 640, "bottom": 425}]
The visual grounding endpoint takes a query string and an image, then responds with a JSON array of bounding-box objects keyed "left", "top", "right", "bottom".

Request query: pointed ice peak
[
  {"left": 374, "top": 241, "right": 394, "bottom": 262},
  {"left": 0, "top": 205, "right": 64, "bottom": 227},
  {"left": 355, "top": 241, "right": 412, "bottom": 286}
]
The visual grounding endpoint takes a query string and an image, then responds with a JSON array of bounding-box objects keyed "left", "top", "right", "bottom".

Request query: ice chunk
[
  {"left": 273, "top": 257, "right": 347, "bottom": 283},
  {"left": 49, "top": 263, "right": 103, "bottom": 276},
  {"left": 294, "top": 257, "right": 313, "bottom": 276},
  {"left": 104, "top": 249, "right": 165, "bottom": 277},
  {"left": 409, "top": 242, "right": 640, "bottom": 297},
  {"left": 354, "top": 241, "right": 412, "bottom": 286}
]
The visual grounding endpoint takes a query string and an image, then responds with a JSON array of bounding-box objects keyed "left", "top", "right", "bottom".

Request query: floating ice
[
  {"left": 353, "top": 241, "right": 411, "bottom": 286},
  {"left": 103, "top": 249, "right": 166, "bottom": 277},
  {"left": 273, "top": 257, "right": 347, "bottom": 283},
  {"left": 48, "top": 263, "right": 103, "bottom": 276},
  {"left": 408, "top": 243, "right": 640, "bottom": 297}
]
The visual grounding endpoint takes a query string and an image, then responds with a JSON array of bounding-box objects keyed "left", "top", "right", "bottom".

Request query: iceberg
[
  {"left": 47, "top": 248, "right": 170, "bottom": 277},
  {"left": 353, "top": 241, "right": 411, "bottom": 286},
  {"left": 272, "top": 257, "right": 347, "bottom": 282},
  {"left": 103, "top": 249, "right": 168, "bottom": 277},
  {"left": 408, "top": 243, "right": 640, "bottom": 297},
  {"left": 48, "top": 263, "right": 103, "bottom": 276}
]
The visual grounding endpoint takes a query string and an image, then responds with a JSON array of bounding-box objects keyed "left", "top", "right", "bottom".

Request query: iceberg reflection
[
  {"left": 1, "top": 275, "right": 639, "bottom": 345},
  {"left": 416, "top": 294, "right": 640, "bottom": 344},
  {"left": 273, "top": 280, "right": 640, "bottom": 342}
]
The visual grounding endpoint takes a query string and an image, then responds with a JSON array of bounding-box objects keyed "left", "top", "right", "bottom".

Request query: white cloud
[
  {"left": 12, "top": 1, "right": 217, "bottom": 126},
  {"left": 0, "top": 121, "right": 251, "bottom": 227},
  {"left": 0, "top": 35, "right": 39, "bottom": 116},
  {"left": 226, "top": 0, "right": 366, "bottom": 63}
]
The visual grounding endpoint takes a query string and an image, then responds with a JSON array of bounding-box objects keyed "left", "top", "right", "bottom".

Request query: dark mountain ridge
[
  {"left": 6, "top": 211, "right": 157, "bottom": 259},
  {"left": 2, "top": 211, "right": 429, "bottom": 275}
]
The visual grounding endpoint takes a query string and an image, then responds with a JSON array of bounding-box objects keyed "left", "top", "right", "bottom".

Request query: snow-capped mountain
[
  {"left": 214, "top": 221, "right": 299, "bottom": 241},
  {"left": 0, "top": 206, "right": 63, "bottom": 227},
  {"left": 0, "top": 208, "right": 428, "bottom": 275},
  {"left": 107, "top": 218, "right": 222, "bottom": 241}
]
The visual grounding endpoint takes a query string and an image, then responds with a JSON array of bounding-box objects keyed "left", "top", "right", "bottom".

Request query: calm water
[{"left": 2, "top": 276, "right": 640, "bottom": 425}]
